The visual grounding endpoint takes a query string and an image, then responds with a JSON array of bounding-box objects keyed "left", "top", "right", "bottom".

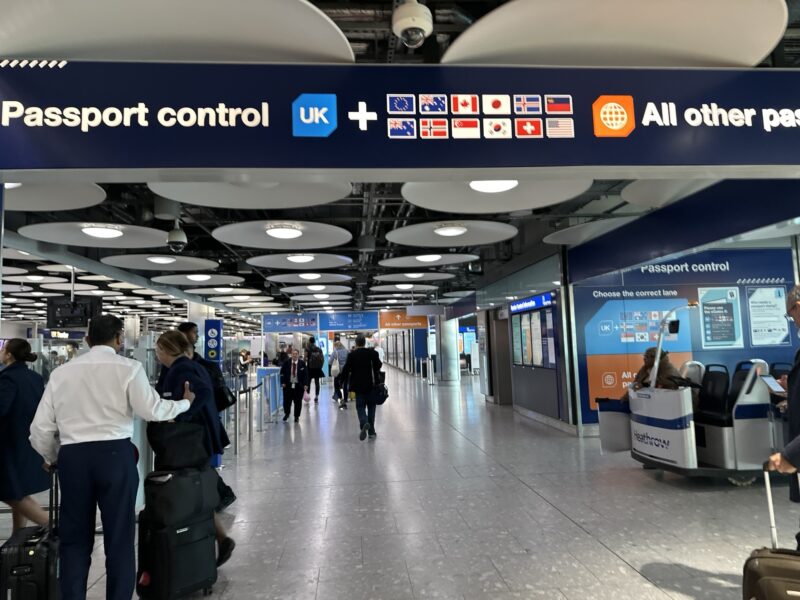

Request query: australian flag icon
[
  {"left": 387, "top": 119, "right": 417, "bottom": 139},
  {"left": 419, "top": 94, "right": 447, "bottom": 114}
]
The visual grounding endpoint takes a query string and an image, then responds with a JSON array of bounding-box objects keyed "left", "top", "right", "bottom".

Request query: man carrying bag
[{"left": 340, "top": 335, "right": 383, "bottom": 442}]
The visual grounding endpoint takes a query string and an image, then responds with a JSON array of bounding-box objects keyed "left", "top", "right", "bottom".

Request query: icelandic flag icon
[
  {"left": 514, "top": 95, "right": 542, "bottom": 115},
  {"left": 387, "top": 119, "right": 417, "bottom": 139},
  {"left": 419, "top": 94, "right": 448, "bottom": 114},
  {"left": 545, "top": 94, "right": 573, "bottom": 114},
  {"left": 387, "top": 94, "right": 416, "bottom": 115}
]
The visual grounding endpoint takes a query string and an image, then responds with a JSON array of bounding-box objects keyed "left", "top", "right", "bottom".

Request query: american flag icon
[
  {"left": 514, "top": 95, "right": 542, "bottom": 115},
  {"left": 387, "top": 119, "right": 417, "bottom": 139},
  {"left": 546, "top": 118, "right": 574, "bottom": 138},
  {"left": 419, "top": 94, "right": 448, "bottom": 114},
  {"left": 420, "top": 118, "right": 449, "bottom": 139}
]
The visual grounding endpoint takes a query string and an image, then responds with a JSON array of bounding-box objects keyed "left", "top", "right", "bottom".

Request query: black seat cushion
[{"left": 694, "top": 410, "right": 733, "bottom": 428}]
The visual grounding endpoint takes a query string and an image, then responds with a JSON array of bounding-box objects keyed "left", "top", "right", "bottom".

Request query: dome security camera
[
  {"left": 167, "top": 221, "right": 188, "bottom": 253},
  {"left": 392, "top": 0, "right": 433, "bottom": 49}
]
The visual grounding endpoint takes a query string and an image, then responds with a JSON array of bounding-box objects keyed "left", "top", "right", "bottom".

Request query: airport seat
[
  {"left": 679, "top": 360, "right": 705, "bottom": 387},
  {"left": 771, "top": 362, "right": 794, "bottom": 380},
  {"left": 694, "top": 364, "right": 731, "bottom": 427}
]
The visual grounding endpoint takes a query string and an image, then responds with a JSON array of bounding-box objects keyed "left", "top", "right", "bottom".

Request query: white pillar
[{"left": 436, "top": 316, "right": 460, "bottom": 382}]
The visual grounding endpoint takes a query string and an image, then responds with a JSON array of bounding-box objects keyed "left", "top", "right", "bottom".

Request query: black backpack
[{"left": 308, "top": 346, "right": 324, "bottom": 369}]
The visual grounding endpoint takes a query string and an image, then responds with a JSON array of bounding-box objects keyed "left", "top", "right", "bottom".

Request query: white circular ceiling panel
[
  {"left": 1, "top": 266, "right": 27, "bottom": 276},
  {"left": 266, "top": 273, "right": 352, "bottom": 284},
  {"left": 0, "top": 0, "right": 354, "bottom": 64},
  {"left": 442, "top": 0, "right": 787, "bottom": 67},
  {"left": 101, "top": 254, "right": 219, "bottom": 271},
  {"left": 385, "top": 220, "right": 517, "bottom": 248},
  {"left": 5, "top": 184, "right": 106, "bottom": 212},
  {"left": 74, "top": 290, "right": 123, "bottom": 297},
  {"left": 79, "top": 275, "right": 115, "bottom": 282},
  {"left": 247, "top": 253, "right": 353, "bottom": 270},
  {"left": 40, "top": 283, "right": 98, "bottom": 291},
  {"left": 243, "top": 307, "right": 292, "bottom": 313},
  {"left": 543, "top": 217, "right": 638, "bottom": 246},
  {"left": 402, "top": 180, "right": 592, "bottom": 214},
  {"left": 290, "top": 294, "right": 351, "bottom": 302},
  {"left": 225, "top": 302, "right": 284, "bottom": 308},
  {"left": 280, "top": 285, "right": 351, "bottom": 295},
  {"left": 13, "top": 291, "right": 61, "bottom": 297},
  {"left": 36, "top": 265, "right": 86, "bottom": 274},
  {"left": 374, "top": 273, "right": 455, "bottom": 283},
  {"left": 370, "top": 284, "right": 438, "bottom": 292},
  {"left": 378, "top": 253, "right": 479, "bottom": 268},
  {"left": 207, "top": 295, "right": 275, "bottom": 303},
  {"left": 2, "top": 249, "right": 40, "bottom": 261},
  {"left": 151, "top": 274, "right": 244, "bottom": 286},
  {"left": 213, "top": 220, "right": 352, "bottom": 250},
  {"left": 109, "top": 282, "right": 144, "bottom": 290},
  {"left": 149, "top": 181, "right": 351, "bottom": 210},
  {"left": 184, "top": 287, "right": 261, "bottom": 295},
  {"left": 18, "top": 222, "right": 167, "bottom": 249},
  {"left": 4, "top": 275, "right": 67, "bottom": 284},
  {"left": 621, "top": 179, "right": 720, "bottom": 208},
  {"left": 132, "top": 289, "right": 165, "bottom": 296}
]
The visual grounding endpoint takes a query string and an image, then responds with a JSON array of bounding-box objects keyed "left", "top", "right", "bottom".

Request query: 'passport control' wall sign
[{"left": 3, "top": 62, "right": 800, "bottom": 171}]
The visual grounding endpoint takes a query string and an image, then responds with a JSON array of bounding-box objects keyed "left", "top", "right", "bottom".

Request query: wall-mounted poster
[
  {"left": 545, "top": 309, "right": 557, "bottom": 368},
  {"left": 511, "top": 314, "right": 523, "bottom": 365},
  {"left": 698, "top": 287, "right": 744, "bottom": 349},
  {"left": 521, "top": 312, "right": 533, "bottom": 366},
  {"left": 747, "top": 286, "right": 790, "bottom": 347},
  {"left": 531, "top": 310, "right": 543, "bottom": 366}
]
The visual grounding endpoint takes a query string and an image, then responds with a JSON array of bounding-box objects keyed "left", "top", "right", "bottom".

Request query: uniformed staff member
[{"left": 29, "top": 315, "right": 195, "bottom": 600}]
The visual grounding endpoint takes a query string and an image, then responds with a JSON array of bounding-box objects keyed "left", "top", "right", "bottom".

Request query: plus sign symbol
[
  {"left": 514, "top": 118, "right": 543, "bottom": 139},
  {"left": 348, "top": 101, "right": 378, "bottom": 131}
]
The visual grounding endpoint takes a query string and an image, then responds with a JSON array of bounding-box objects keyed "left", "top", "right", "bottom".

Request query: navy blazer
[
  {"left": 159, "top": 356, "right": 224, "bottom": 456},
  {"left": 0, "top": 362, "right": 50, "bottom": 500},
  {"left": 280, "top": 359, "right": 309, "bottom": 389}
]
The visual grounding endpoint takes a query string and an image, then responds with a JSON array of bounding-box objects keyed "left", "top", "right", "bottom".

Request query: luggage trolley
[{"left": 598, "top": 302, "right": 779, "bottom": 486}]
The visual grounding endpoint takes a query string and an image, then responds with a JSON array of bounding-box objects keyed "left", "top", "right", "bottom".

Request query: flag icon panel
[
  {"left": 545, "top": 95, "right": 573, "bottom": 114},
  {"left": 482, "top": 94, "right": 511, "bottom": 115},
  {"left": 514, "top": 95, "right": 542, "bottom": 115},
  {"left": 388, "top": 119, "right": 417, "bottom": 139},
  {"left": 483, "top": 118, "right": 512, "bottom": 139},
  {"left": 546, "top": 118, "right": 575, "bottom": 138},
  {"left": 420, "top": 118, "right": 449, "bottom": 139},
  {"left": 419, "top": 94, "right": 448, "bottom": 114},
  {"left": 451, "top": 118, "right": 481, "bottom": 139},
  {"left": 514, "top": 118, "right": 543, "bottom": 138},
  {"left": 387, "top": 94, "right": 416, "bottom": 115},
  {"left": 451, "top": 94, "right": 479, "bottom": 115}
]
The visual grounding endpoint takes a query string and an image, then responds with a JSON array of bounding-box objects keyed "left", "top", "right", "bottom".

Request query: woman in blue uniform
[
  {"left": 154, "top": 331, "right": 236, "bottom": 567},
  {"left": 0, "top": 339, "right": 50, "bottom": 532}
]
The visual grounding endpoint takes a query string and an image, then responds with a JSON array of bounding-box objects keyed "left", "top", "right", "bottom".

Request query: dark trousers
[
  {"left": 334, "top": 374, "right": 348, "bottom": 402},
  {"left": 58, "top": 439, "right": 139, "bottom": 600},
  {"left": 355, "top": 393, "right": 377, "bottom": 433},
  {"left": 283, "top": 386, "right": 303, "bottom": 418},
  {"left": 309, "top": 370, "right": 322, "bottom": 398}
]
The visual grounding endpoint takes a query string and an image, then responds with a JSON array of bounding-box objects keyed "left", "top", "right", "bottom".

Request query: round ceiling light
[
  {"left": 214, "top": 287, "right": 234, "bottom": 293},
  {"left": 404, "top": 273, "right": 425, "bottom": 279},
  {"left": 26, "top": 275, "right": 44, "bottom": 281},
  {"left": 4, "top": 183, "right": 21, "bottom": 189},
  {"left": 147, "top": 256, "right": 177, "bottom": 265},
  {"left": 81, "top": 225, "right": 124, "bottom": 239},
  {"left": 265, "top": 224, "right": 302, "bottom": 239},
  {"left": 313, "top": 293, "right": 330, "bottom": 299},
  {"left": 287, "top": 254, "right": 315, "bottom": 263},
  {"left": 233, "top": 295, "right": 250, "bottom": 300},
  {"left": 298, "top": 273, "right": 322, "bottom": 280},
  {"left": 91, "top": 290, "right": 106, "bottom": 295},
  {"left": 388, "top": 299, "right": 398, "bottom": 304},
  {"left": 396, "top": 283, "right": 414, "bottom": 290},
  {"left": 416, "top": 254, "right": 442, "bottom": 263},
  {"left": 307, "top": 285, "right": 326, "bottom": 292},
  {"left": 434, "top": 223, "right": 468, "bottom": 237},
  {"left": 186, "top": 274, "right": 212, "bottom": 282},
  {"left": 469, "top": 180, "right": 519, "bottom": 193}
]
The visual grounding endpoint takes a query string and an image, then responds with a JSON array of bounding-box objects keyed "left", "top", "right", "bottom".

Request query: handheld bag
[
  {"left": 742, "top": 463, "right": 800, "bottom": 599},
  {"left": 0, "top": 468, "right": 60, "bottom": 600},
  {"left": 330, "top": 358, "right": 340, "bottom": 378}
]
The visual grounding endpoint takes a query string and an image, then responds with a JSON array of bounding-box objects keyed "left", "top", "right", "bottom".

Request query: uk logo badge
[
  {"left": 388, "top": 119, "right": 417, "bottom": 139},
  {"left": 291, "top": 93, "right": 338, "bottom": 137},
  {"left": 419, "top": 94, "right": 447, "bottom": 114},
  {"left": 387, "top": 94, "right": 416, "bottom": 115}
]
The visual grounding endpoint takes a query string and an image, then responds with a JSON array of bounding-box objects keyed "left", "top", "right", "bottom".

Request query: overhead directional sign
[{"left": 5, "top": 62, "right": 800, "bottom": 171}]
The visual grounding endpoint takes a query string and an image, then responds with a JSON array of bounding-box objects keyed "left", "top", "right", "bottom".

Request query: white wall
[{"left": 0, "top": 320, "right": 31, "bottom": 339}]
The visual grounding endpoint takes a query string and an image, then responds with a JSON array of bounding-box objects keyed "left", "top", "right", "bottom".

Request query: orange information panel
[
  {"left": 379, "top": 310, "right": 428, "bottom": 329},
  {"left": 586, "top": 351, "right": 692, "bottom": 410}
]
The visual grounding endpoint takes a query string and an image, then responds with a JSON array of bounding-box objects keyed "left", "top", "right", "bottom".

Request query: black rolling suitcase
[
  {"left": 0, "top": 469, "right": 60, "bottom": 600},
  {"left": 742, "top": 463, "right": 800, "bottom": 598},
  {"left": 136, "top": 467, "right": 219, "bottom": 599}
]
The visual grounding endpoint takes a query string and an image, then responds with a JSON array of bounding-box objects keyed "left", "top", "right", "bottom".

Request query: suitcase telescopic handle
[
  {"left": 763, "top": 461, "right": 779, "bottom": 550},
  {"left": 48, "top": 465, "right": 59, "bottom": 533}
]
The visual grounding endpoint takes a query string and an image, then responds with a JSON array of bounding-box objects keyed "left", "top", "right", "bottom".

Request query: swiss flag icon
[
  {"left": 515, "top": 118, "right": 543, "bottom": 138},
  {"left": 451, "top": 94, "right": 479, "bottom": 115}
]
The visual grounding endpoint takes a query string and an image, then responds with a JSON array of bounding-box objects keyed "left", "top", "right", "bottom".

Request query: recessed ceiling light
[
  {"left": 92, "top": 290, "right": 106, "bottom": 295},
  {"left": 434, "top": 223, "right": 467, "bottom": 237},
  {"left": 134, "top": 300, "right": 146, "bottom": 305},
  {"left": 26, "top": 275, "right": 44, "bottom": 281},
  {"left": 404, "top": 273, "right": 425, "bottom": 279},
  {"left": 147, "top": 256, "right": 177, "bottom": 265},
  {"left": 248, "top": 302, "right": 261, "bottom": 306},
  {"left": 469, "top": 180, "right": 519, "bottom": 194},
  {"left": 233, "top": 295, "right": 250, "bottom": 300},
  {"left": 313, "top": 293, "right": 330, "bottom": 299},
  {"left": 298, "top": 273, "right": 322, "bottom": 280},
  {"left": 396, "top": 284, "right": 414, "bottom": 290},
  {"left": 265, "top": 224, "right": 302, "bottom": 239},
  {"left": 287, "top": 254, "right": 314, "bottom": 263},
  {"left": 392, "top": 293, "right": 403, "bottom": 297},
  {"left": 388, "top": 299, "right": 398, "bottom": 304},
  {"left": 186, "top": 274, "right": 212, "bottom": 282},
  {"left": 31, "top": 292, "right": 43, "bottom": 296},
  {"left": 416, "top": 254, "right": 442, "bottom": 263},
  {"left": 214, "top": 287, "right": 234, "bottom": 293},
  {"left": 4, "top": 182, "right": 21, "bottom": 189},
  {"left": 18, "top": 250, "right": 30, "bottom": 256},
  {"left": 81, "top": 225, "right": 124, "bottom": 239},
  {"left": 270, "top": 311, "right": 278, "bottom": 315},
  {"left": 5, "top": 298, "right": 17, "bottom": 303},
  {"left": 307, "top": 285, "right": 326, "bottom": 292}
]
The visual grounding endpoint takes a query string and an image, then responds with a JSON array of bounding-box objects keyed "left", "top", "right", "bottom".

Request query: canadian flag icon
[{"left": 451, "top": 94, "right": 479, "bottom": 115}]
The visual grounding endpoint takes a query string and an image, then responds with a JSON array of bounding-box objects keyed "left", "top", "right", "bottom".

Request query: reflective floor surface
[{"left": 1, "top": 365, "right": 795, "bottom": 599}]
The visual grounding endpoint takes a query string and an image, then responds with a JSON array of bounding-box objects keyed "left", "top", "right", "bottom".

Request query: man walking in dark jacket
[
  {"left": 280, "top": 349, "right": 309, "bottom": 423},
  {"left": 340, "top": 335, "right": 382, "bottom": 441}
]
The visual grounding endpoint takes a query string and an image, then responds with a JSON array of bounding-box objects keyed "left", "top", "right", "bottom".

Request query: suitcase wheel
[{"left": 203, "top": 587, "right": 213, "bottom": 596}]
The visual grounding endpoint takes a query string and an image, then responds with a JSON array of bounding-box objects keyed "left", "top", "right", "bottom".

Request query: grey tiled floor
[{"left": 2, "top": 366, "right": 796, "bottom": 598}]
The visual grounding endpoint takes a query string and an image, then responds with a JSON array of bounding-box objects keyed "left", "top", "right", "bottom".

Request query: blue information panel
[
  {"left": 510, "top": 292, "right": 554, "bottom": 314},
  {"left": 318, "top": 311, "right": 378, "bottom": 331},
  {"left": 204, "top": 319, "right": 223, "bottom": 364},
  {"left": 262, "top": 314, "right": 318, "bottom": 333},
  {"left": 5, "top": 63, "right": 800, "bottom": 170}
]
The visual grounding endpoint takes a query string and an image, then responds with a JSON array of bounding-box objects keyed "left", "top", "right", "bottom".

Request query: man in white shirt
[{"left": 30, "top": 315, "right": 194, "bottom": 600}]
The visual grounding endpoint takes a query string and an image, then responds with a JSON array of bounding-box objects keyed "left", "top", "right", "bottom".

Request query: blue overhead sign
[
  {"left": 262, "top": 314, "right": 318, "bottom": 333},
  {"left": 318, "top": 311, "right": 379, "bottom": 331},
  {"left": 7, "top": 63, "right": 800, "bottom": 170},
  {"left": 510, "top": 292, "right": 554, "bottom": 314}
]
